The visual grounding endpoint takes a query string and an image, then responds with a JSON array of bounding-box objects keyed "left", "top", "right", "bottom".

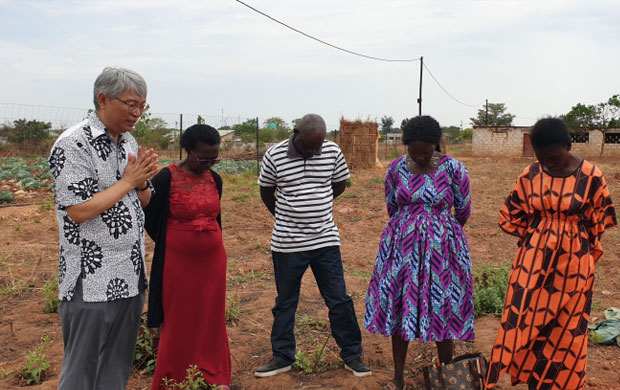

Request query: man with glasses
[
  {"left": 255, "top": 113, "right": 371, "bottom": 378},
  {"left": 48, "top": 66, "right": 159, "bottom": 389}
]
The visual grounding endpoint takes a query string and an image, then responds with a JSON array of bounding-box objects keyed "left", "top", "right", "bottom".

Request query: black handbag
[{"left": 422, "top": 353, "right": 488, "bottom": 390}]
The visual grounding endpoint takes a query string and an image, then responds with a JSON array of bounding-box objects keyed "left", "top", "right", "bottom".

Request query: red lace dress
[{"left": 151, "top": 162, "right": 230, "bottom": 389}]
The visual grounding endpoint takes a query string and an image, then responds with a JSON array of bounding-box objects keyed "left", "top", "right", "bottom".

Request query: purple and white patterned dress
[{"left": 364, "top": 155, "right": 475, "bottom": 342}]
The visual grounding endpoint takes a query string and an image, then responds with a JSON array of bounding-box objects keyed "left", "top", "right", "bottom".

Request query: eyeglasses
[
  {"left": 193, "top": 152, "right": 222, "bottom": 166},
  {"left": 115, "top": 97, "right": 149, "bottom": 114}
]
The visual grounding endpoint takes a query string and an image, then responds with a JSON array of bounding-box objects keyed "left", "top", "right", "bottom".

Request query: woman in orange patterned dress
[{"left": 485, "top": 118, "right": 617, "bottom": 390}]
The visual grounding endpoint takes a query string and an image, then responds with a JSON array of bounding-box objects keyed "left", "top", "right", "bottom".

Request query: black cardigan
[{"left": 143, "top": 166, "right": 223, "bottom": 328}]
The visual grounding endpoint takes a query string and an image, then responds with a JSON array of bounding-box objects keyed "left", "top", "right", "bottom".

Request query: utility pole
[
  {"left": 418, "top": 56, "right": 423, "bottom": 116},
  {"left": 485, "top": 99, "right": 489, "bottom": 126}
]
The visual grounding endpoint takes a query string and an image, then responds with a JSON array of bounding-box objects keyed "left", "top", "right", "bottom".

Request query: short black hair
[
  {"left": 530, "top": 117, "right": 571, "bottom": 149},
  {"left": 180, "top": 124, "right": 220, "bottom": 151},
  {"left": 402, "top": 115, "right": 442, "bottom": 146}
]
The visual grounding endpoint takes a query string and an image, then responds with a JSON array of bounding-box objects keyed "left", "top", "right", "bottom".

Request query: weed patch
[
  {"left": 17, "top": 336, "right": 51, "bottom": 385},
  {"left": 41, "top": 275, "right": 59, "bottom": 314},
  {"left": 295, "top": 314, "right": 327, "bottom": 334},
  {"left": 292, "top": 335, "right": 331, "bottom": 374},
  {"left": 226, "top": 295, "right": 249, "bottom": 326},
  {"left": 162, "top": 364, "right": 224, "bottom": 389},
  {"left": 0, "top": 277, "right": 34, "bottom": 297},
  {"left": 133, "top": 314, "right": 158, "bottom": 375},
  {"left": 473, "top": 262, "right": 511, "bottom": 317}
]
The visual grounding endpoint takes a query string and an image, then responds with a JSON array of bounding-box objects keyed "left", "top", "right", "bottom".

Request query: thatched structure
[{"left": 338, "top": 118, "right": 382, "bottom": 169}]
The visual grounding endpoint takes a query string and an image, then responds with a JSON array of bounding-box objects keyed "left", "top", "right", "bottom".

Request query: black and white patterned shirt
[{"left": 49, "top": 113, "right": 148, "bottom": 302}]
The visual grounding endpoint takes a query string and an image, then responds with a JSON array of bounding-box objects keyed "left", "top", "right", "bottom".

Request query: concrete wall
[
  {"left": 473, "top": 126, "right": 620, "bottom": 157},
  {"left": 472, "top": 126, "right": 530, "bottom": 157}
]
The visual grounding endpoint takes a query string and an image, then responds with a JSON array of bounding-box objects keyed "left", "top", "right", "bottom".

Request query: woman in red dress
[{"left": 144, "top": 124, "right": 230, "bottom": 389}]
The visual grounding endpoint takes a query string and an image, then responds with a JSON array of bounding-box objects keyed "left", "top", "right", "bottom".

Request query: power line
[
  {"left": 234, "top": 0, "right": 420, "bottom": 62},
  {"left": 422, "top": 62, "right": 484, "bottom": 107}
]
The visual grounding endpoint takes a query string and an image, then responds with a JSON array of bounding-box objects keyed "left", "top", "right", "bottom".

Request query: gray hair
[
  {"left": 93, "top": 67, "right": 147, "bottom": 109},
  {"left": 297, "top": 113, "right": 327, "bottom": 135}
]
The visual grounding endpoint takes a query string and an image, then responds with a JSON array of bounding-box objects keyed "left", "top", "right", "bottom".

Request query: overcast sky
[{"left": 1, "top": 0, "right": 619, "bottom": 130}]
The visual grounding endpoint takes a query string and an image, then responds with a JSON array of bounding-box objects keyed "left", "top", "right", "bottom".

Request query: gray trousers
[{"left": 58, "top": 279, "right": 145, "bottom": 390}]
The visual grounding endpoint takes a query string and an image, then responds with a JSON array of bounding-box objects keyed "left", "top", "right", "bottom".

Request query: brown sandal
[{"left": 384, "top": 381, "right": 406, "bottom": 390}]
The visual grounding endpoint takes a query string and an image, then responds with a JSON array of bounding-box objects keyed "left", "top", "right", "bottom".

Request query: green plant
[
  {"left": 227, "top": 270, "right": 271, "bottom": 285},
  {"left": 18, "top": 336, "right": 51, "bottom": 385},
  {"left": 133, "top": 314, "right": 158, "bottom": 375},
  {"left": 346, "top": 267, "right": 372, "bottom": 278},
  {"left": 0, "top": 278, "right": 33, "bottom": 297},
  {"left": 295, "top": 314, "right": 327, "bottom": 334},
  {"left": 42, "top": 275, "right": 60, "bottom": 314},
  {"left": 225, "top": 295, "right": 249, "bottom": 326},
  {"left": 588, "top": 330, "right": 605, "bottom": 344},
  {"left": 38, "top": 201, "right": 54, "bottom": 211},
  {"left": 0, "top": 191, "right": 14, "bottom": 203},
  {"left": 473, "top": 263, "right": 511, "bottom": 317},
  {"left": 292, "top": 335, "right": 330, "bottom": 374},
  {"left": 162, "top": 365, "right": 224, "bottom": 389}
]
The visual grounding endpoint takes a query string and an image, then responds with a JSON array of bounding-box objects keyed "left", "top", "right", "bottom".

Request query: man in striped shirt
[{"left": 254, "top": 114, "right": 371, "bottom": 378}]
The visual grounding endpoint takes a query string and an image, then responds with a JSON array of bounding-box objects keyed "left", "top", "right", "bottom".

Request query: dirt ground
[{"left": 0, "top": 155, "right": 619, "bottom": 390}]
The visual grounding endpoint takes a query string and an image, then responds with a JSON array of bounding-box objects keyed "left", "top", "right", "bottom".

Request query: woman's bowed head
[
  {"left": 530, "top": 117, "right": 582, "bottom": 177},
  {"left": 178, "top": 124, "right": 222, "bottom": 175},
  {"left": 402, "top": 116, "right": 443, "bottom": 175}
]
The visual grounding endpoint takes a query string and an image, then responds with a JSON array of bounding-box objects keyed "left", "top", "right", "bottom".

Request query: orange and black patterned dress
[{"left": 486, "top": 159, "right": 617, "bottom": 390}]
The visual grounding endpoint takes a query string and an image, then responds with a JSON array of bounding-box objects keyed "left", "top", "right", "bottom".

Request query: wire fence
[
  {"left": 0, "top": 103, "right": 473, "bottom": 170},
  {"left": 0, "top": 103, "right": 262, "bottom": 168}
]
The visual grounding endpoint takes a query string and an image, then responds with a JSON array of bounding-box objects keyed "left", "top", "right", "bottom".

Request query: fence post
[
  {"left": 256, "top": 117, "right": 259, "bottom": 176},
  {"left": 179, "top": 114, "right": 183, "bottom": 160}
]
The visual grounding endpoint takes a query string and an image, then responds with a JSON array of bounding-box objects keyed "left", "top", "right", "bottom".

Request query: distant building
[
  {"left": 385, "top": 133, "right": 402, "bottom": 145},
  {"left": 472, "top": 126, "right": 620, "bottom": 157},
  {"left": 218, "top": 130, "right": 235, "bottom": 142}
]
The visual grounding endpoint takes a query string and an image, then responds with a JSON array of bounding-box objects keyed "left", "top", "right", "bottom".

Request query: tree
[
  {"left": 380, "top": 116, "right": 394, "bottom": 134},
  {"left": 291, "top": 118, "right": 302, "bottom": 130},
  {"left": 233, "top": 118, "right": 258, "bottom": 136},
  {"left": 133, "top": 113, "right": 175, "bottom": 149},
  {"left": 563, "top": 94, "right": 620, "bottom": 155},
  {"left": 470, "top": 103, "right": 515, "bottom": 126},
  {"left": 442, "top": 126, "right": 461, "bottom": 141},
  {"left": 240, "top": 129, "right": 274, "bottom": 146},
  {"left": 10, "top": 119, "right": 51, "bottom": 143},
  {"left": 263, "top": 117, "right": 290, "bottom": 132},
  {"left": 400, "top": 118, "right": 409, "bottom": 131}
]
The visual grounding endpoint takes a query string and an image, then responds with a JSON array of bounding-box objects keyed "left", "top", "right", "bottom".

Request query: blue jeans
[{"left": 270, "top": 246, "right": 363, "bottom": 365}]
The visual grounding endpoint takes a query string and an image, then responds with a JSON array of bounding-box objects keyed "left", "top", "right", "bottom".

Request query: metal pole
[
  {"left": 418, "top": 56, "right": 423, "bottom": 116},
  {"left": 256, "top": 117, "right": 260, "bottom": 176},
  {"left": 485, "top": 99, "right": 489, "bottom": 126},
  {"left": 179, "top": 114, "right": 183, "bottom": 160}
]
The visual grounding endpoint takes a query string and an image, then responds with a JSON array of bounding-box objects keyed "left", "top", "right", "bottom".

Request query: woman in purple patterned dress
[{"left": 364, "top": 116, "right": 474, "bottom": 390}]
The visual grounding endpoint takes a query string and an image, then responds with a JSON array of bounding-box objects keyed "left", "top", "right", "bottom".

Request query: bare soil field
[{"left": 1, "top": 155, "right": 619, "bottom": 389}]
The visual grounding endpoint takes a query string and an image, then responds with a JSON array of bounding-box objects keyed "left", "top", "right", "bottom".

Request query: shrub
[
  {"left": 473, "top": 263, "right": 511, "bottom": 317},
  {"left": 18, "top": 336, "right": 51, "bottom": 385},
  {"left": 42, "top": 275, "right": 59, "bottom": 314},
  {"left": 292, "top": 336, "right": 331, "bottom": 374},
  {"left": 133, "top": 314, "right": 158, "bottom": 375},
  {"left": 0, "top": 191, "right": 14, "bottom": 203},
  {"left": 225, "top": 295, "right": 249, "bottom": 326},
  {"left": 162, "top": 365, "right": 224, "bottom": 389}
]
